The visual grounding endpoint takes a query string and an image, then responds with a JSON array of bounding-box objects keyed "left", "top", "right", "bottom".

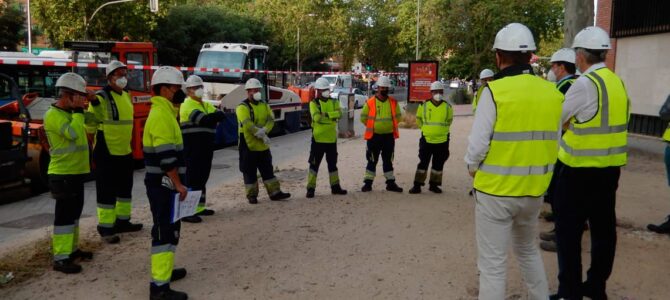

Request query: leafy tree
[{"left": 0, "top": 2, "right": 26, "bottom": 51}]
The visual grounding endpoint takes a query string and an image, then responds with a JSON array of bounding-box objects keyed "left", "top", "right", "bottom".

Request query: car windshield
[
  {"left": 322, "top": 76, "right": 337, "bottom": 84},
  {"left": 195, "top": 51, "right": 245, "bottom": 80}
]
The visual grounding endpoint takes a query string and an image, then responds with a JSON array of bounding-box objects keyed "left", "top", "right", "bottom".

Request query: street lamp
[
  {"left": 416, "top": 0, "right": 421, "bottom": 60},
  {"left": 296, "top": 13, "right": 316, "bottom": 82}
]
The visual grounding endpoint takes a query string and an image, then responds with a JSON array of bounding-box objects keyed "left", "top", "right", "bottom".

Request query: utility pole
[
  {"left": 416, "top": 0, "right": 421, "bottom": 60},
  {"left": 26, "top": 0, "right": 32, "bottom": 53}
]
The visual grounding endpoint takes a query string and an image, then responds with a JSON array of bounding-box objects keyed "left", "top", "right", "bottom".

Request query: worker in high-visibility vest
[
  {"left": 409, "top": 81, "right": 453, "bottom": 194},
  {"left": 648, "top": 119, "right": 670, "bottom": 234},
  {"left": 305, "top": 77, "right": 348, "bottom": 198},
  {"left": 144, "top": 66, "right": 189, "bottom": 300},
  {"left": 360, "top": 75, "right": 403, "bottom": 193},
  {"left": 539, "top": 47, "right": 578, "bottom": 253},
  {"left": 472, "top": 69, "right": 494, "bottom": 113},
  {"left": 553, "top": 26, "right": 630, "bottom": 300},
  {"left": 86, "top": 60, "right": 142, "bottom": 244},
  {"left": 179, "top": 75, "right": 225, "bottom": 223},
  {"left": 45, "top": 73, "right": 95, "bottom": 274},
  {"left": 236, "top": 78, "right": 291, "bottom": 204},
  {"left": 464, "top": 23, "right": 563, "bottom": 300}
]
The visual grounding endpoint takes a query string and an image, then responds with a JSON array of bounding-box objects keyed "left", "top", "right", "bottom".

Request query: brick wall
[{"left": 596, "top": 0, "right": 617, "bottom": 70}]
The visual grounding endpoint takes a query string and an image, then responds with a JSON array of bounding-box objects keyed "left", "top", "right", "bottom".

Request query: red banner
[{"left": 408, "top": 61, "right": 439, "bottom": 102}]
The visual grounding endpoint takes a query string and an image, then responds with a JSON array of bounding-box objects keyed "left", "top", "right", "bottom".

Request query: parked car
[{"left": 330, "top": 87, "right": 367, "bottom": 109}]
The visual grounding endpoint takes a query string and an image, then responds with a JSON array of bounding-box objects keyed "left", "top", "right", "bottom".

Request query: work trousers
[
  {"left": 94, "top": 131, "right": 134, "bottom": 236},
  {"left": 50, "top": 174, "right": 86, "bottom": 262},
  {"left": 238, "top": 134, "right": 281, "bottom": 198},
  {"left": 413, "top": 136, "right": 450, "bottom": 186},
  {"left": 555, "top": 165, "right": 620, "bottom": 300},
  {"left": 307, "top": 139, "right": 340, "bottom": 190},
  {"left": 475, "top": 191, "right": 548, "bottom": 300},
  {"left": 184, "top": 139, "right": 214, "bottom": 213},
  {"left": 146, "top": 182, "right": 181, "bottom": 293},
  {"left": 364, "top": 133, "right": 396, "bottom": 184}
]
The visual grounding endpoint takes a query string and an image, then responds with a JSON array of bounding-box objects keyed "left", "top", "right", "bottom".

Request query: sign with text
[{"left": 408, "top": 61, "right": 439, "bottom": 102}]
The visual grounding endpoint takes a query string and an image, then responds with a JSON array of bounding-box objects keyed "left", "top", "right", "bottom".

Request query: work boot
[
  {"left": 540, "top": 240, "right": 557, "bottom": 252},
  {"left": 270, "top": 191, "right": 291, "bottom": 201},
  {"left": 150, "top": 288, "right": 188, "bottom": 300},
  {"left": 428, "top": 184, "right": 442, "bottom": 194},
  {"left": 540, "top": 229, "right": 556, "bottom": 241},
  {"left": 361, "top": 181, "right": 373, "bottom": 192},
  {"left": 331, "top": 185, "right": 347, "bottom": 195},
  {"left": 306, "top": 188, "right": 315, "bottom": 198},
  {"left": 181, "top": 215, "right": 202, "bottom": 223},
  {"left": 114, "top": 220, "right": 143, "bottom": 233},
  {"left": 71, "top": 249, "right": 93, "bottom": 261},
  {"left": 408, "top": 184, "right": 421, "bottom": 194},
  {"left": 647, "top": 215, "right": 670, "bottom": 234},
  {"left": 247, "top": 196, "right": 258, "bottom": 204},
  {"left": 170, "top": 268, "right": 187, "bottom": 282},
  {"left": 386, "top": 182, "right": 403, "bottom": 193},
  {"left": 53, "top": 258, "right": 82, "bottom": 274},
  {"left": 196, "top": 209, "right": 215, "bottom": 216},
  {"left": 101, "top": 234, "right": 120, "bottom": 244}
]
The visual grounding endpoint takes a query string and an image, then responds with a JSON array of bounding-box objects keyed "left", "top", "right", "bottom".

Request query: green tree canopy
[{"left": 0, "top": 2, "right": 26, "bottom": 51}]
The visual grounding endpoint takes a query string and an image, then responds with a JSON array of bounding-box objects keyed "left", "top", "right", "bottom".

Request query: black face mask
[
  {"left": 172, "top": 89, "right": 186, "bottom": 104},
  {"left": 379, "top": 90, "right": 389, "bottom": 97}
]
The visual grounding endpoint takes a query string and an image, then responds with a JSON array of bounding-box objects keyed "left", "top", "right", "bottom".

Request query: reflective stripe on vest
[
  {"left": 473, "top": 74, "right": 563, "bottom": 197},
  {"left": 364, "top": 97, "right": 399, "bottom": 140},
  {"left": 96, "top": 89, "right": 133, "bottom": 155},
  {"left": 420, "top": 101, "right": 453, "bottom": 144},
  {"left": 558, "top": 68, "right": 629, "bottom": 168}
]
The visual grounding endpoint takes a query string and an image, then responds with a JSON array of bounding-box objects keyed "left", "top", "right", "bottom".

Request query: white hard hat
[
  {"left": 572, "top": 26, "right": 611, "bottom": 50},
  {"left": 56, "top": 72, "right": 87, "bottom": 94},
  {"left": 430, "top": 81, "right": 444, "bottom": 91},
  {"left": 550, "top": 48, "right": 576, "bottom": 64},
  {"left": 245, "top": 78, "right": 263, "bottom": 90},
  {"left": 377, "top": 76, "right": 391, "bottom": 88},
  {"left": 151, "top": 66, "right": 184, "bottom": 86},
  {"left": 314, "top": 78, "right": 330, "bottom": 90},
  {"left": 106, "top": 60, "right": 127, "bottom": 77},
  {"left": 492, "top": 23, "right": 537, "bottom": 52},
  {"left": 479, "top": 69, "right": 494, "bottom": 79},
  {"left": 185, "top": 75, "right": 204, "bottom": 88}
]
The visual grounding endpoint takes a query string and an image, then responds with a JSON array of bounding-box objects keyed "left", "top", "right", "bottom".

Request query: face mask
[
  {"left": 379, "top": 90, "right": 389, "bottom": 97},
  {"left": 432, "top": 94, "right": 443, "bottom": 101},
  {"left": 321, "top": 91, "right": 330, "bottom": 98},
  {"left": 171, "top": 88, "right": 186, "bottom": 104},
  {"left": 115, "top": 77, "right": 127, "bottom": 89},
  {"left": 546, "top": 69, "right": 557, "bottom": 82},
  {"left": 253, "top": 92, "right": 262, "bottom": 101},
  {"left": 194, "top": 88, "right": 204, "bottom": 98}
]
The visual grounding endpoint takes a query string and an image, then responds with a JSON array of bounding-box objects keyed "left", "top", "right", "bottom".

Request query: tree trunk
[{"left": 563, "top": 0, "right": 595, "bottom": 47}]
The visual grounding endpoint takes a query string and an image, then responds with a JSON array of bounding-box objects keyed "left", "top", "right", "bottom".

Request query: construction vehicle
[
  {"left": 195, "top": 43, "right": 304, "bottom": 138},
  {"left": 0, "top": 73, "right": 31, "bottom": 190},
  {"left": 0, "top": 41, "right": 157, "bottom": 189}
]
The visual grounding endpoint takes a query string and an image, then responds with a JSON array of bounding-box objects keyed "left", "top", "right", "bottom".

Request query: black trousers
[
  {"left": 365, "top": 133, "right": 396, "bottom": 184},
  {"left": 414, "top": 136, "right": 450, "bottom": 186},
  {"left": 555, "top": 164, "right": 620, "bottom": 300},
  {"left": 146, "top": 182, "right": 181, "bottom": 292},
  {"left": 50, "top": 174, "right": 86, "bottom": 261},
  {"left": 238, "top": 134, "right": 279, "bottom": 198},
  {"left": 94, "top": 131, "right": 134, "bottom": 235},
  {"left": 184, "top": 139, "right": 214, "bottom": 209},
  {"left": 307, "top": 139, "right": 339, "bottom": 189}
]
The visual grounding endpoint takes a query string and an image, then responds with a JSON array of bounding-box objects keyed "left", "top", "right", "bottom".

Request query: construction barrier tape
[{"left": 0, "top": 58, "right": 405, "bottom": 76}]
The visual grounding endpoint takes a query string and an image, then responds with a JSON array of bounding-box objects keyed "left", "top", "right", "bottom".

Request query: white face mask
[
  {"left": 546, "top": 69, "right": 557, "bottom": 82},
  {"left": 321, "top": 91, "right": 330, "bottom": 98},
  {"left": 115, "top": 77, "right": 128, "bottom": 89},
  {"left": 253, "top": 91, "right": 262, "bottom": 101},
  {"left": 194, "top": 88, "right": 204, "bottom": 98},
  {"left": 432, "top": 93, "right": 443, "bottom": 101}
]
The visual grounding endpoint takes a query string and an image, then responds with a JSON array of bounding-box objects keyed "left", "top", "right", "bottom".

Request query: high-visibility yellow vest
[
  {"left": 473, "top": 74, "right": 563, "bottom": 197},
  {"left": 417, "top": 100, "right": 453, "bottom": 144},
  {"left": 310, "top": 98, "right": 341, "bottom": 143},
  {"left": 179, "top": 97, "right": 218, "bottom": 134},
  {"left": 663, "top": 124, "right": 670, "bottom": 142},
  {"left": 142, "top": 96, "right": 185, "bottom": 184},
  {"left": 558, "top": 68, "right": 629, "bottom": 168},
  {"left": 236, "top": 100, "right": 274, "bottom": 151},
  {"left": 472, "top": 85, "right": 485, "bottom": 113},
  {"left": 87, "top": 88, "right": 134, "bottom": 155},
  {"left": 44, "top": 106, "right": 90, "bottom": 175}
]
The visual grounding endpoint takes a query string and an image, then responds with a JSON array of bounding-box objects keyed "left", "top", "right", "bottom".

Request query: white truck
[{"left": 195, "top": 43, "right": 302, "bottom": 131}]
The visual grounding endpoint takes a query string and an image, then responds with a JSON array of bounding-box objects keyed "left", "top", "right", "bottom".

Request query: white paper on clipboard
[{"left": 171, "top": 190, "right": 202, "bottom": 223}]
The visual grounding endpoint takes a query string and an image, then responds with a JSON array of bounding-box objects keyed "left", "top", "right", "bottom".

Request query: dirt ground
[{"left": 2, "top": 115, "right": 670, "bottom": 300}]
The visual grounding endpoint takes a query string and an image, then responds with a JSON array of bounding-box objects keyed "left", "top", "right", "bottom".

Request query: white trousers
[{"left": 475, "top": 191, "right": 548, "bottom": 300}]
